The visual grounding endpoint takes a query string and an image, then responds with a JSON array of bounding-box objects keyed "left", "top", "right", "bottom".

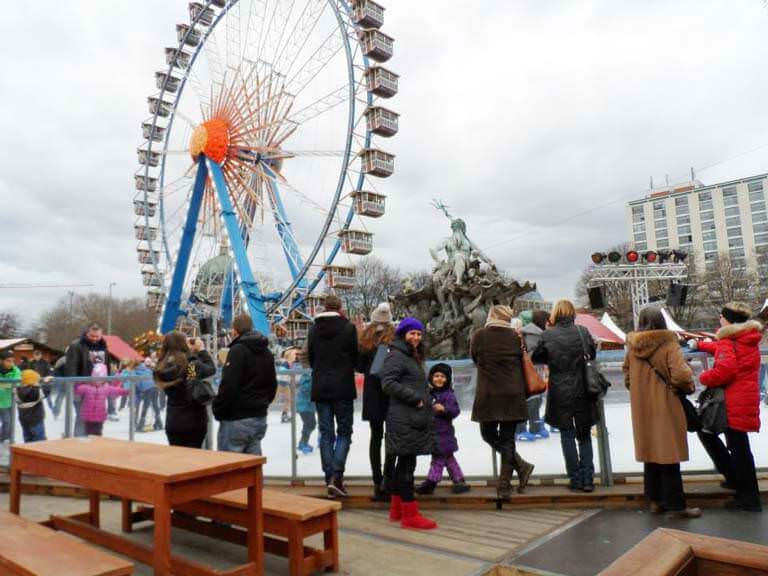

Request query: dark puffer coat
[
  {"left": 155, "top": 352, "right": 216, "bottom": 439},
  {"left": 470, "top": 326, "right": 528, "bottom": 422},
  {"left": 358, "top": 346, "right": 389, "bottom": 422},
  {"left": 213, "top": 331, "right": 277, "bottom": 421},
  {"left": 381, "top": 338, "right": 434, "bottom": 456},
  {"left": 308, "top": 313, "right": 358, "bottom": 402},
  {"left": 531, "top": 319, "right": 598, "bottom": 430}
]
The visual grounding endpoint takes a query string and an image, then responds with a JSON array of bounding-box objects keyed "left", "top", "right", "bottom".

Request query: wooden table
[{"left": 9, "top": 437, "right": 265, "bottom": 576}]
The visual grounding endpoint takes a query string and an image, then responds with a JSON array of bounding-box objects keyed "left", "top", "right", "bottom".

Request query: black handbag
[
  {"left": 186, "top": 377, "right": 215, "bottom": 405},
  {"left": 642, "top": 358, "right": 701, "bottom": 433},
  {"left": 576, "top": 326, "right": 610, "bottom": 398},
  {"left": 698, "top": 387, "right": 727, "bottom": 435}
]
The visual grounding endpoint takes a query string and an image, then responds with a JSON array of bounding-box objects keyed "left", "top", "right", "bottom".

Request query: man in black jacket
[
  {"left": 65, "top": 323, "right": 109, "bottom": 436},
  {"left": 308, "top": 295, "right": 358, "bottom": 497},
  {"left": 214, "top": 314, "right": 277, "bottom": 455}
]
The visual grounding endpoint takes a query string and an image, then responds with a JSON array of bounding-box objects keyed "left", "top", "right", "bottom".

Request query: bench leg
[
  {"left": 9, "top": 467, "right": 21, "bottom": 515},
  {"left": 121, "top": 499, "right": 132, "bottom": 533},
  {"left": 89, "top": 491, "right": 100, "bottom": 528},
  {"left": 324, "top": 512, "right": 340, "bottom": 573},
  {"left": 289, "top": 523, "right": 304, "bottom": 576},
  {"left": 153, "top": 490, "right": 172, "bottom": 576}
]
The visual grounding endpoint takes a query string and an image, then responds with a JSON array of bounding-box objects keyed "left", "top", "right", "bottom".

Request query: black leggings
[
  {"left": 393, "top": 454, "right": 417, "bottom": 502},
  {"left": 369, "top": 421, "right": 396, "bottom": 488}
]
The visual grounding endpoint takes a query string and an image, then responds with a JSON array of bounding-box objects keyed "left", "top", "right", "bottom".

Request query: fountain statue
[{"left": 392, "top": 200, "right": 536, "bottom": 358}]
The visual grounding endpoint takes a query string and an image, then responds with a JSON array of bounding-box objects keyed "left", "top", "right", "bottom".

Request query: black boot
[
  {"left": 514, "top": 452, "right": 535, "bottom": 494},
  {"left": 497, "top": 461, "right": 513, "bottom": 500},
  {"left": 416, "top": 480, "right": 437, "bottom": 495}
]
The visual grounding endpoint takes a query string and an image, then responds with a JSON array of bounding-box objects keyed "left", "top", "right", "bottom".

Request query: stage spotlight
[{"left": 626, "top": 250, "right": 639, "bottom": 263}]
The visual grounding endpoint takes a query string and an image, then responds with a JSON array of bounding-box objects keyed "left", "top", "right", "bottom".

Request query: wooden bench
[
  {"left": 599, "top": 528, "right": 768, "bottom": 575},
  {"left": 129, "top": 489, "right": 341, "bottom": 576},
  {"left": 0, "top": 511, "right": 133, "bottom": 576}
]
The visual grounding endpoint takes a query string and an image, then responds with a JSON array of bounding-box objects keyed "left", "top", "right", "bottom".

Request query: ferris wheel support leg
[
  {"left": 159, "top": 157, "right": 209, "bottom": 334},
  {"left": 207, "top": 158, "right": 271, "bottom": 336}
]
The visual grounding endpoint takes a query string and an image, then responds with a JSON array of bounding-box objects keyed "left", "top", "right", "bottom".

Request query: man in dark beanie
[{"left": 308, "top": 294, "right": 358, "bottom": 497}]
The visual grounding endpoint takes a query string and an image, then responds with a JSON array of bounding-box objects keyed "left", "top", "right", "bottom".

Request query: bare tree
[
  {"left": 0, "top": 312, "right": 22, "bottom": 339},
  {"left": 341, "top": 256, "right": 403, "bottom": 319},
  {"left": 35, "top": 293, "right": 157, "bottom": 350},
  {"left": 701, "top": 253, "right": 759, "bottom": 317}
]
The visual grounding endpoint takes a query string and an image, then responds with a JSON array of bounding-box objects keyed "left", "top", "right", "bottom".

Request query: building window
[
  {"left": 677, "top": 224, "right": 692, "bottom": 235},
  {"left": 700, "top": 210, "right": 714, "bottom": 222},
  {"left": 729, "top": 237, "right": 744, "bottom": 248},
  {"left": 754, "top": 222, "right": 768, "bottom": 234},
  {"left": 656, "top": 227, "right": 669, "bottom": 239},
  {"left": 756, "top": 233, "right": 768, "bottom": 246},
  {"left": 635, "top": 241, "right": 647, "bottom": 251},
  {"left": 657, "top": 238, "right": 669, "bottom": 248},
  {"left": 749, "top": 189, "right": 764, "bottom": 203},
  {"left": 748, "top": 181, "right": 764, "bottom": 193},
  {"left": 722, "top": 186, "right": 738, "bottom": 206},
  {"left": 724, "top": 206, "right": 741, "bottom": 218},
  {"left": 677, "top": 214, "right": 691, "bottom": 225},
  {"left": 703, "top": 241, "right": 718, "bottom": 252},
  {"left": 753, "top": 212, "right": 768, "bottom": 224},
  {"left": 702, "top": 230, "right": 717, "bottom": 242},
  {"left": 634, "top": 233, "right": 647, "bottom": 242},
  {"left": 675, "top": 196, "right": 690, "bottom": 214},
  {"left": 678, "top": 235, "right": 693, "bottom": 246},
  {"left": 726, "top": 227, "right": 742, "bottom": 239},
  {"left": 726, "top": 216, "right": 741, "bottom": 228}
]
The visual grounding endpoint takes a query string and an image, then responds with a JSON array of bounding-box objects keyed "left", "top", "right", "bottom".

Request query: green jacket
[{"left": 0, "top": 365, "right": 21, "bottom": 409}]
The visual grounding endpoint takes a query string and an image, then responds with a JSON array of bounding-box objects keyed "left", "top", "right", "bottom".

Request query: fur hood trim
[
  {"left": 716, "top": 320, "right": 764, "bottom": 340},
  {"left": 626, "top": 330, "right": 679, "bottom": 359}
]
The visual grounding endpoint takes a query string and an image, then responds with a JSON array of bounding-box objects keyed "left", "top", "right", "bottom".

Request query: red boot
[
  {"left": 400, "top": 501, "right": 437, "bottom": 530},
  {"left": 389, "top": 495, "right": 402, "bottom": 522}
]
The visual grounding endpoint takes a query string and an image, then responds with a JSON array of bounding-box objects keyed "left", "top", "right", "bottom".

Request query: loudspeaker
[
  {"left": 666, "top": 283, "right": 688, "bottom": 307},
  {"left": 588, "top": 286, "right": 605, "bottom": 309},
  {"left": 199, "top": 317, "right": 214, "bottom": 335}
]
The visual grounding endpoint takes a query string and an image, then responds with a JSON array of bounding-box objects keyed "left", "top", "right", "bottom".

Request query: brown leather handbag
[{"left": 522, "top": 350, "right": 548, "bottom": 397}]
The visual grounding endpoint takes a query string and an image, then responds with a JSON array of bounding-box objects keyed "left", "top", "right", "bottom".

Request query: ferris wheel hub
[{"left": 189, "top": 118, "right": 230, "bottom": 164}]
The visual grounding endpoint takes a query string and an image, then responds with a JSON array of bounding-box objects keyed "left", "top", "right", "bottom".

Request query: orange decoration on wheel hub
[{"left": 189, "top": 118, "right": 230, "bottom": 164}]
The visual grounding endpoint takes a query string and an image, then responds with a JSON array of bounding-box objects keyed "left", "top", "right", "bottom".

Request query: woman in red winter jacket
[{"left": 691, "top": 301, "right": 763, "bottom": 512}]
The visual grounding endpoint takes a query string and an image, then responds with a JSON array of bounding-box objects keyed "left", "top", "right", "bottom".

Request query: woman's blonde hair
[{"left": 550, "top": 299, "right": 576, "bottom": 325}]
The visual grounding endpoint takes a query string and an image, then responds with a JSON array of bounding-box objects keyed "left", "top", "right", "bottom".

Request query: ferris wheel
[{"left": 134, "top": 0, "right": 399, "bottom": 337}]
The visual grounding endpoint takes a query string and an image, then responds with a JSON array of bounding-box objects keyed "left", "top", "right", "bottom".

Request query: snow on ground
[{"left": 2, "top": 394, "right": 766, "bottom": 480}]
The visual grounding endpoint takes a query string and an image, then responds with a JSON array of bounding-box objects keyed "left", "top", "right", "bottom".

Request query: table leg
[
  {"left": 153, "top": 487, "right": 172, "bottom": 576},
  {"left": 247, "top": 467, "right": 264, "bottom": 576},
  {"left": 288, "top": 523, "right": 304, "bottom": 576},
  {"left": 9, "top": 466, "right": 21, "bottom": 515},
  {"left": 89, "top": 491, "right": 100, "bottom": 527},
  {"left": 324, "top": 512, "right": 340, "bottom": 573},
  {"left": 121, "top": 499, "right": 133, "bottom": 533}
]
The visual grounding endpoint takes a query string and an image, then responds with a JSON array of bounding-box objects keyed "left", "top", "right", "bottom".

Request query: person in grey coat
[
  {"left": 517, "top": 310, "right": 550, "bottom": 441},
  {"left": 381, "top": 317, "right": 437, "bottom": 530},
  {"left": 532, "top": 300, "right": 598, "bottom": 492}
]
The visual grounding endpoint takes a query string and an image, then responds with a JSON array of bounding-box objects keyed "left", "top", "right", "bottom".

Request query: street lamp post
[{"left": 107, "top": 282, "right": 116, "bottom": 335}]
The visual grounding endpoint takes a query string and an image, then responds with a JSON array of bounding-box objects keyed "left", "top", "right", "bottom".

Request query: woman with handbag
[
  {"left": 357, "top": 302, "right": 397, "bottom": 501},
  {"left": 689, "top": 301, "right": 763, "bottom": 512},
  {"left": 531, "top": 300, "right": 598, "bottom": 492},
  {"left": 471, "top": 305, "right": 534, "bottom": 499},
  {"left": 154, "top": 331, "right": 216, "bottom": 448},
  {"left": 623, "top": 307, "right": 701, "bottom": 518}
]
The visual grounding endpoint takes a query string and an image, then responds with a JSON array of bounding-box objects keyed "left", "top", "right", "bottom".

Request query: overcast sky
[{"left": 1, "top": 1, "right": 768, "bottom": 326}]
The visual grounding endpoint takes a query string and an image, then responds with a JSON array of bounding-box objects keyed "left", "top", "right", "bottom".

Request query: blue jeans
[
  {"left": 22, "top": 421, "right": 46, "bottom": 443},
  {"left": 560, "top": 425, "right": 594, "bottom": 488},
  {"left": 0, "top": 408, "right": 11, "bottom": 443},
  {"left": 316, "top": 400, "right": 354, "bottom": 482},
  {"left": 218, "top": 416, "right": 268, "bottom": 455}
]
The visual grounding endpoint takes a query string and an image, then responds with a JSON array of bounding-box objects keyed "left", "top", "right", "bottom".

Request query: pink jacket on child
[{"left": 76, "top": 383, "right": 128, "bottom": 423}]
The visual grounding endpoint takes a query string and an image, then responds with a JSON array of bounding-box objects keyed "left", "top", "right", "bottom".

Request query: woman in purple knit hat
[{"left": 381, "top": 317, "right": 438, "bottom": 530}]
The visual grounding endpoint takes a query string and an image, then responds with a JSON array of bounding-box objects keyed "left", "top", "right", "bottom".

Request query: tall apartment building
[{"left": 626, "top": 172, "right": 768, "bottom": 274}]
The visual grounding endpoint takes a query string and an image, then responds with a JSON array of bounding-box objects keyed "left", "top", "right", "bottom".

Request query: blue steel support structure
[
  {"left": 160, "top": 158, "right": 209, "bottom": 334},
  {"left": 207, "top": 158, "right": 270, "bottom": 335}
]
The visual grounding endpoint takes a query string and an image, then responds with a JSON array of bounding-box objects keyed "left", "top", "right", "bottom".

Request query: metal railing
[{"left": 1, "top": 349, "right": 764, "bottom": 486}]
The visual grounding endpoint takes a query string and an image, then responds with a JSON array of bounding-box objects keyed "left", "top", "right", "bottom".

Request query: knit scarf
[{"left": 485, "top": 319, "right": 513, "bottom": 329}]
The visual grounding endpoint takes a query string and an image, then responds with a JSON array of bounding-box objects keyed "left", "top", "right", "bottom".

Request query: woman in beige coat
[{"left": 623, "top": 307, "right": 701, "bottom": 518}]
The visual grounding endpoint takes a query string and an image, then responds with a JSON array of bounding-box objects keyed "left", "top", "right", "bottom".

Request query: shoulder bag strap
[{"left": 575, "top": 325, "right": 590, "bottom": 361}]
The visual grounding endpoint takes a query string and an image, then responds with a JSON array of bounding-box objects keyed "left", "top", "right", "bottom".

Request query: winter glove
[{"left": 687, "top": 339, "right": 698, "bottom": 350}]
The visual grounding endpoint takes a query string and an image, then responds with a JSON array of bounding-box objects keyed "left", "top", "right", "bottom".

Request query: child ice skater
[
  {"left": 15, "top": 370, "right": 52, "bottom": 442},
  {"left": 417, "top": 363, "right": 470, "bottom": 494},
  {"left": 76, "top": 361, "right": 129, "bottom": 436}
]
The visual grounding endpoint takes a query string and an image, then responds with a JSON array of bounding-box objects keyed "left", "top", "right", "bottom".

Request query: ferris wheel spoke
[
  {"left": 287, "top": 84, "right": 348, "bottom": 124},
  {"left": 224, "top": 0, "right": 241, "bottom": 71},
  {"left": 272, "top": 0, "right": 326, "bottom": 73},
  {"left": 284, "top": 28, "right": 344, "bottom": 95},
  {"left": 265, "top": 0, "right": 299, "bottom": 68}
]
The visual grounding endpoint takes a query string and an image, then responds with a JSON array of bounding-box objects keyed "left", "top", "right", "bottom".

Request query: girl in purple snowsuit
[{"left": 416, "top": 363, "right": 470, "bottom": 494}]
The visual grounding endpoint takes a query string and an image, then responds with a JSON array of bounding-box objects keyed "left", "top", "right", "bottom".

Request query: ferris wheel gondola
[{"left": 133, "top": 0, "right": 398, "bottom": 337}]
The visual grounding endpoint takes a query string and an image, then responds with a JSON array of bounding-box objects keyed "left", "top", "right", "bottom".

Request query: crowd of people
[{"left": 0, "top": 293, "right": 763, "bottom": 530}]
